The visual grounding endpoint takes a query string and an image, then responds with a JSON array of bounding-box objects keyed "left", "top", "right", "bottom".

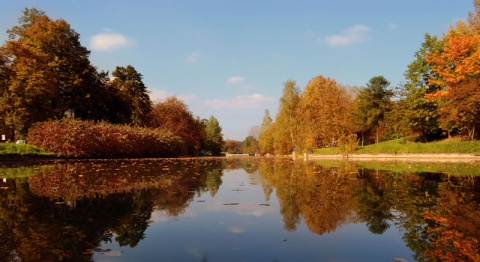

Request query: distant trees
[
  {"left": 252, "top": 1, "right": 480, "bottom": 152},
  {"left": 258, "top": 76, "right": 355, "bottom": 155}
]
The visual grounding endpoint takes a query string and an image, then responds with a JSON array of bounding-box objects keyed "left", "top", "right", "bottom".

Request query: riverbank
[{"left": 305, "top": 153, "right": 480, "bottom": 162}]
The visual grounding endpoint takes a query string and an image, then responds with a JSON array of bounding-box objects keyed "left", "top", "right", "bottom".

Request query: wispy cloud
[
  {"left": 388, "top": 22, "right": 398, "bottom": 31},
  {"left": 226, "top": 76, "right": 246, "bottom": 85},
  {"left": 186, "top": 51, "right": 201, "bottom": 63},
  {"left": 149, "top": 89, "right": 197, "bottom": 103},
  {"left": 323, "top": 25, "right": 371, "bottom": 46},
  {"left": 204, "top": 93, "right": 275, "bottom": 109},
  {"left": 90, "top": 31, "right": 133, "bottom": 51}
]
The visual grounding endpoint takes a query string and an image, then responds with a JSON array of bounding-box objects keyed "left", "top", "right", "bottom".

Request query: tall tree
[
  {"left": 403, "top": 34, "right": 443, "bottom": 141},
  {"left": 355, "top": 76, "right": 393, "bottom": 144},
  {"left": 111, "top": 65, "right": 152, "bottom": 127},
  {"left": 426, "top": 3, "right": 480, "bottom": 139},
  {"left": 0, "top": 8, "right": 116, "bottom": 139},
  {"left": 203, "top": 116, "right": 224, "bottom": 155},
  {"left": 258, "top": 109, "right": 274, "bottom": 154},
  {"left": 273, "top": 80, "right": 301, "bottom": 154}
]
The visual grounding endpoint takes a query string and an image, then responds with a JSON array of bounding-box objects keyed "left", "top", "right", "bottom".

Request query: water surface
[{"left": 1, "top": 158, "right": 479, "bottom": 261}]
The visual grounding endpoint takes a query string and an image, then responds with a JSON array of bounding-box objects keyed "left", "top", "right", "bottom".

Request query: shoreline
[{"left": 304, "top": 153, "right": 480, "bottom": 162}]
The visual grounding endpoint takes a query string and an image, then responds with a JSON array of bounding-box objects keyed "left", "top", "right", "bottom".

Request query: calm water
[{"left": 1, "top": 157, "right": 480, "bottom": 262}]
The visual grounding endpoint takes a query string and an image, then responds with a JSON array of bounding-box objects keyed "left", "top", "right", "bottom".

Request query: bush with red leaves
[{"left": 27, "top": 118, "right": 187, "bottom": 158}]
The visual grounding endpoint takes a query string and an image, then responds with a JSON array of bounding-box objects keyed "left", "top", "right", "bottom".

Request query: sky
[{"left": 0, "top": 0, "right": 475, "bottom": 140}]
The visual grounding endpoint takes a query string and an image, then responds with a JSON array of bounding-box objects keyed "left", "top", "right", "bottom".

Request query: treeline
[
  {"left": 258, "top": 1, "right": 480, "bottom": 155},
  {"left": 0, "top": 8, "right": 224, "bottom": 157}
]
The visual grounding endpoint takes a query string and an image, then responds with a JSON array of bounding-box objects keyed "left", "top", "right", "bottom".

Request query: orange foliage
[
  {"left": 427, "top": 32, "right": 480, "bottom": 94},
  {"left": 423, "top": 187, "right": 480, "bottom": 262}
]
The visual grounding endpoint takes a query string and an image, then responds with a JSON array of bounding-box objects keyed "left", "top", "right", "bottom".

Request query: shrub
[{"left": 27, "top": 118, "right": 186, "bottom": 158}]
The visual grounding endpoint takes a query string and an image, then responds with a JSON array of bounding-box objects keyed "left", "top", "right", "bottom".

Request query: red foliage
[{"left": 27, "top": 118, "right": 187, "bottom": 158}]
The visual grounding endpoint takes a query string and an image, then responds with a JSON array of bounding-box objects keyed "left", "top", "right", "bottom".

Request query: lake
[{"left": 1, "top": 157, "right": 479, "bottom": 261}]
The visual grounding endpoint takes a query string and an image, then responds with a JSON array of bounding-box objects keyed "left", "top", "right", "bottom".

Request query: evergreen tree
[
  {"left": 355, "top": 76, "right": 393, "bottom": 144},
  {"left": 111, "top": 65, "right": 152, "bottom": 127}
]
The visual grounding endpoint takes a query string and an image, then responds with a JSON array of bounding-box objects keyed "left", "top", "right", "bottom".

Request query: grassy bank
[
  {"left": 314, "top": 138, "right": 480, "bottom": 155},
  {"left": 0, "top": 143, "right": 56, "bottom": 157}
]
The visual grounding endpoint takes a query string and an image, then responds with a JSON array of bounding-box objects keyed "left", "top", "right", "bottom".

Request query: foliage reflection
[{"left": 1, "top": 158, "right": 479, "bottom": 261}]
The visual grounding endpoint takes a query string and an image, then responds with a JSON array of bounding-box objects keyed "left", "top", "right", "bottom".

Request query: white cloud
[
  {"left": 204, "top": 93, "right": 275, "bottom": 109},
  {"left": 186, "top": 51, "right": 201, "bottom": 63},
  {"left": 149, "top": 89, "right": 197, "bottom": 103},
  {"left": 226, "top": 76, "right": 246, "bottom": 85},
  {"left": 149, "top": 89, "right": 170, "bottom": 103},
  {"left": 388, "top": 22, "right": 398, "bottom": 31},
  {"left": 90, "top": 32, "right": 132, "bottom": 51},
  {"left": 323, "top": 25, "right": 371, "bottom": 46}
]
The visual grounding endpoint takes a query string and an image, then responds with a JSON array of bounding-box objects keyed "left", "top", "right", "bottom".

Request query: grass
[
  {"left": 314, "top": 138, "right": 480, "bottom": 155},
  {"left": 0, "top": 143, "right": 56, "bottom": 157},
  {"left": 312, "top": 159, "right": 480, "bottom": 176}
]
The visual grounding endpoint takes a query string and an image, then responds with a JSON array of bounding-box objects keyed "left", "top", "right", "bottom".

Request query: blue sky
[{"left": 1, "top": 0, "right": 474, "bottom": 140}]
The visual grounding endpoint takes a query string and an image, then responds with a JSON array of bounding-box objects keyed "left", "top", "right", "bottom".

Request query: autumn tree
[
  {"left": 223, "top": 139, "right": 240, "bottom": 153},
  {"left": 258, "top": 109, "right": 274, "bottom": 154},
  {"left": 273, "top": 80, "right": 301, "bottom": 155},
  {"left": 111, "top": 65, "right": 152, "bottom": 127},
  {"left": 297, "top": 75, "right": 354, "bottom": 152},
  {"left": 203, "top": 116, "right": 224, "bottom": 155},
  {"left": 242, "top": 136, "right": 257, "bottom": 154},
  {"left": 0, "top": 8, "right": 114, "bottom": 139},
  {"left": 354, "top": 76, "right": 393, "bottom": 144},
  {"left": 426, "top": 3, "right": 480, "bottom": 139},
  {"left": 147, "top": 96, "right": 205, "bottom": 155}
]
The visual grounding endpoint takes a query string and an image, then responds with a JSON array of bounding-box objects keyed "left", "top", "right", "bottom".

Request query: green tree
[
  {"left": 204, "top": 116, "right": 224, "bottom": 155},
  {"left": 403, "top": 34, "right": 443, "bottom": 141},
  {"left": 355, "top": 76, "right": 393, "bottom": 144},
  {"left": 242, "top": 135, "right": 258, "bottom": 154},
  {"left": 111, "top": 65, "right": 152, "bottom": 127}
]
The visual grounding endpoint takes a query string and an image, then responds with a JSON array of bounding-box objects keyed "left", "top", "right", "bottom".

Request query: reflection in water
[{"left": 0, "top": 158, "right": 479, "bottom": 261}]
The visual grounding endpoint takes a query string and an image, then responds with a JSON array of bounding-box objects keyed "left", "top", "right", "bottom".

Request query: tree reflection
[
  {"left": 355, "top": 169, "right": 394, "bottom": 234},
  {"left": 0, "top": 158, "right": 225, "bottom": 261},
  {"left": 1, "top": 158, "right": 480, "bottom": 261},
  {"left": 257, "top": 159, "right": 480, "bottom": 261},
  {"left": 423, "top": 179, "right": 480, "bottom": 262},
  {"left": 258, "top": 159, "right": 358, "bottom": 233}
]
